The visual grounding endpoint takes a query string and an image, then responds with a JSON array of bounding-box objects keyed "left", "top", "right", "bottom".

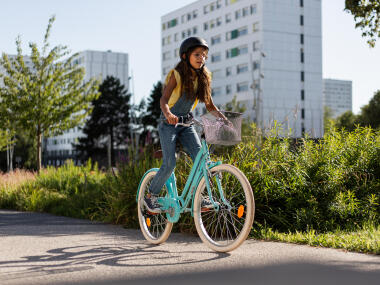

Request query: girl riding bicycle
[{"left": 144, "top": 37, "right": 228, "bottom": 213}]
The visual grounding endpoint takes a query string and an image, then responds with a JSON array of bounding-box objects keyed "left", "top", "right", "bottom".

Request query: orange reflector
[
  {"left": 146, "top": 218, "right": 151, "bottom": 227},
  {"left": 237, "top": 205, "right": 244, "bottom": 218}
]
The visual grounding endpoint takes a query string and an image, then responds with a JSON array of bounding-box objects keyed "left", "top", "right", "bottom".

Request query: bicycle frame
[{"left": 136, "top": 139, "right": 222, "bottom": 223}]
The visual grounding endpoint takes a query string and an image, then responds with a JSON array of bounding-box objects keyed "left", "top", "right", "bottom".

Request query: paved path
[{"left": 0, "top": 210, "right": 379, "bottom": 285}]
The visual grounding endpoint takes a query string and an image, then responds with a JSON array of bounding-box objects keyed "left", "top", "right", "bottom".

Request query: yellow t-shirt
[{"left": 164, "top": 69, "right": 198, "bottom": 110}]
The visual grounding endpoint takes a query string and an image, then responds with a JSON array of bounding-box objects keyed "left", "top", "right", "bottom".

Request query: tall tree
[
  {"left": 0, "top": 130, "right": 13, "bottom": 151},
  {"left": 0, "top": 16, "right": 100, "bottom": 170},
  {"left": 0, "top": 90, "right": 17, "bottom": 170},
  {"left": 75, "top": 76, "right": 131, "bottom": 166},
  {"left": 345, "top": 0, "right": 380, "bottom": 47},
  {"left": 358, "top": 90, "right": 380, "bottom": 128},
  {"left": 139, "top": 81, "right": 163, "bottom": 146},
  {"left": 324, "top": 106, "right": 335, "bottom": 133},
  {"left": 141, "top": 81, "right": 163, "bottom": 131},
  {"left": 335, "top": 110, "right": 358, "bottom": 131}
]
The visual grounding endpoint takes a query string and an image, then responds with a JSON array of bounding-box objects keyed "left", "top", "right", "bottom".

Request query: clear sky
[{"left": 1, "top": 0, "right": 379, "bottom": 114}]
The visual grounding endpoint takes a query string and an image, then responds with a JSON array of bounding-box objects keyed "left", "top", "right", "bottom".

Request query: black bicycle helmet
[{"left": 179, "top": 37, "right": 209, "bottom": 60}]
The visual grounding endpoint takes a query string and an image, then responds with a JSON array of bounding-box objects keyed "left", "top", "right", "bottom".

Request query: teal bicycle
[{"left": 136, "top": 111, "right": 255, "bottom": 252}]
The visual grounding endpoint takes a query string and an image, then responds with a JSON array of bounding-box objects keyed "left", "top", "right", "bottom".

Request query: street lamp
[{"left": 250, "top": 48, "right": 265, "bottom": 128}]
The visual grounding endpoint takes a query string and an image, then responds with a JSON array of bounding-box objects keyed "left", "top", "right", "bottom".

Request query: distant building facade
[
  {"left": 44, "top": 50, "right": 129, "bottom": 166},
  {"left": 161, "top": 0, "right": 323, "bottom": 137},
  {"left": 323, "top": 79, "right": 352, "bottom": 118}
]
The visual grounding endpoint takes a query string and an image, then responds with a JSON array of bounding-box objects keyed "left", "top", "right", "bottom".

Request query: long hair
[{"left": 174, "top": 47, "right": 211, "bottom": 104}]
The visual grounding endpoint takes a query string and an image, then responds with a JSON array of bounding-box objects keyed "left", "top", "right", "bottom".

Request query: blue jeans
[{"left": 149, "top": 121, "right": 201, "bottom": 195}]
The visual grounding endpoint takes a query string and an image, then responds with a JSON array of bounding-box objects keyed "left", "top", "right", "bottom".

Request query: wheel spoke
[
  {"left": 138, "top": 172, "right": 172, "bottom": 243},
  {"left": 195, "top": 165, "right": 254, "bottom": 251}
]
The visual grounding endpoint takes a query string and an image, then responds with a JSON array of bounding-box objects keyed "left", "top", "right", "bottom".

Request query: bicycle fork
[{"left": 203, "top": 166, "right": 232, "bottom": 211}]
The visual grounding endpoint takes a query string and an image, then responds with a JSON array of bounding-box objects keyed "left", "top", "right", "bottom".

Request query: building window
[
  {"left": 300, "top": 33, "right": 304, "bottom": 44},
  {"left": 204, "top": 5, "right": 209, "bottom": 14},
  {"left": 226, "top": 48, "right": 238, "bottom": 58},
  {"left": 217, "top": 17, "right": 222, "bottom": 26},
  {"left": 300, "top": 0, "right": 304, "bottom": 7},
  {"left": 211, "top": 35, "right": 221, "bottom": 45},
  {"left": 211, "top": 52, "right": 221, "bottom": 62},
  {"left": 253, "top": 61, "right": 260, "bottom": 70},
  {"left": 237, "top": 82, "right": 249, "bottom": 92},
  {"left": 163, "top": 66, "right": 171, "bottom": 76},
  {"left": 242, "top": 7, "right": 249, "bottom": 17},
  {"left": 225, "top": 0, "right": 241, "bottom": 5},
  {"left": 225, "top": 13, "right": 232, "bottom": 23},
  {"left": 210, "top": 19, "right": 216, "bottom": 29},
  {"left": 250, "top": 4, "right": 257, "bottom": 14},
  {"left": 226, "top": 45, "right": 248, "bottom": 58},
  {"left": 174, "top": 33, "right": 179, "bottom": 42},
  {"left": 240, "top": 45, "right": 248, "bottom": 55},
  {"left": 210, "top": 2, "right": 215, "bottom": 11},
  {"left": 187, "top": 13, "right": 192, "bottom": 21},
  {"left": 226, "top": 84, "right": 231, "bottom": 94},
  {"left": 193, "top": 10, "right": 198, "bottom": 19},
  {"left": 212, "top": 87, "right": 221, "bottom": 97},
  {"left": 182, "top": 31, "right": 186, "bottom": 39},
  {"left": 237, "top": 63, "right": 248, "bottom": 74},
  {"left": 162, "top": 35, "right": 171, "bottom": 46},
  {"left": 301, "top": 89, "right": 305, "bottom": 100},
  {"left": 217, "top": 0, "right": 222, "bottom": 9},
  {"left": 301, "top": 71, "right": 305, "bottom": 82},
  {"left": 226, "top": 66, "right": 232, "bottom": 76},
  {"left": 300, "top": 15, "right": 304, "bottom": 26},
  {"left": 174, "top": 48, "right": 179, "bottom": 58},
  {"left": 167, "top": 18, "right": 178, "bottom": 29},
  {"left": 235, "top": 10, "right": 241, "bottom": 20},
  {"left": 301, "top": 108, "right": 305, "bottom": 119},
  {"left": 253, "top": 41, "right": 260, "bottom": 51},
  {"left": 212, "top": 69, "right": 222, "bottom": 79},
  {"left": 204, "top": 22, "right": 208, "bottom": 31},
  {"left": 300, "top": 49, "right": 304, "bottom": 63},
  {"left": 193, "top": 26, "right": 198, "bottom": 34},
  {"left": 253, "top": 22, "right": 259, "bottom": 32},
  {"left": 226, "top": 26, "right": 248, "bottom": 41}
]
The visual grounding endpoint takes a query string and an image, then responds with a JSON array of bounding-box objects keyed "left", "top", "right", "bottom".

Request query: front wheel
[
  {"left": 137, "top": 170, "right": 173, "bottom": 244},
  {"left": 193, "top": 164, "right": 255, "bottom": 252}
]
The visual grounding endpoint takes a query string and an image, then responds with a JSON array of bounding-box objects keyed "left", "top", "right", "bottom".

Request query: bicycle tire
[
  {"left": 193, "top": 164, "right": 254, "bottom": 252},
  {"left": 137, "top": 170, "right": 173, "bottom": 244}
]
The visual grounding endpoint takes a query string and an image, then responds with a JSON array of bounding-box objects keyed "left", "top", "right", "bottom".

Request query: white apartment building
[
  {"left": 161, "top": 0, "right": 323, "bottom": 137},
  {"left": 45, "top": 50, "right": 129, "bottom": 166},
  {"left": 323, "top": 78, "right": 352, "bottom": 118}
]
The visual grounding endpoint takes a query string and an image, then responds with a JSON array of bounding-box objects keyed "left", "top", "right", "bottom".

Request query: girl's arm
[
  {"left": 161, "top": 72, "right": 178, "bottom": 125},
  {"left": 205, "top": 96, "right": 228, "bottom": 121}
]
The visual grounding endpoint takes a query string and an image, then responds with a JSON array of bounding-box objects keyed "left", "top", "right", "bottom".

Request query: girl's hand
[{"left": 166, "top": 112, "right": 178, "bottom": 125}]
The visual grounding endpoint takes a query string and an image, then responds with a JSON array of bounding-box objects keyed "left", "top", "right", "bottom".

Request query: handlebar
[{"left": 175, "top": 116, "right": 202, "bottom": 128}]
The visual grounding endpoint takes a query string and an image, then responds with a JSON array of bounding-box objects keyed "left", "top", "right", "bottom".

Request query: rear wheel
[
  {"left": 137, "top": 170, "right": 173, "bottom": 244},
  {"left": 193, "top": 164, "right": 254, "bottom": 252}
]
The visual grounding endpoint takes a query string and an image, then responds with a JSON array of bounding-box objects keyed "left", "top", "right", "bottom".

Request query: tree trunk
[
  {"left": 36, "top": 127, "right": 42, "bottom": 171},
  {"left": 7, "top": 143, "right": 14, "bottom": 172},
  {"left": 110, "top": 126, "right": 114, "bottom": 167}
]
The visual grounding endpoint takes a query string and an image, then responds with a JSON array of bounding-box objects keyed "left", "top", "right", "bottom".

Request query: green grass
[{"left": 252, "top": 223, "right": 380, "bottom": 254}]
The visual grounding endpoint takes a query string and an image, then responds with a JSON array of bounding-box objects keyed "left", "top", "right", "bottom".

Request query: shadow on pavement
[
  {"left": 0, "top": 210, "right": 112, "bottom": 237},
  {"left": 73, "top": 262, "right": 380, "bottom": 285}
]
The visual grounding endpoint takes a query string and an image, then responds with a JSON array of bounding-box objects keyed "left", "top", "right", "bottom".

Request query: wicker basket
[{"left": 201, "top": 111, "right": 242, "bottom": 145}]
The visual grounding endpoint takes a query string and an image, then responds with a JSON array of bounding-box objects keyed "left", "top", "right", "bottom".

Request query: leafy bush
[
  {"left": 223, "top": 126, "right": 380, "bottom": 232},
  {"left": 1, "top": 126, "right": 379, "bottom": 236}
]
